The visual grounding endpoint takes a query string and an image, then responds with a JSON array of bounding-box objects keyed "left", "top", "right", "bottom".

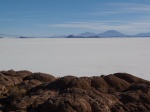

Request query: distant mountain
[
  {"left": 69, "top": 30, "right": 150, "bottom": 38},
  {"left": 97, "top": 30, "right": 126, "bottom": 37},
  {"left": 19, "top": 36, "right": 36, "bottom": 38},
  {"left": 77, "top": 30, "right": 127, "bottom": 38},
  {"left": 0, "top": 33, "right": 9, "bottom": 37},
  {"left": 1, "top": 30, "right": 150, "bottom": 38},
  {"left": 66, "top": 35, "right": 77, "bottom": 38},
  {"left": 135, "top": 32, "right": 150, "bottom": 37},
  {"left": 50, "top": 35, "right": 69, "bottom": 38},
  {"left": 0, "top": 33, "right": 19, "bottom": 38},
  {"left": 79, "top": 32, "right": 96, "bottom": 37}
]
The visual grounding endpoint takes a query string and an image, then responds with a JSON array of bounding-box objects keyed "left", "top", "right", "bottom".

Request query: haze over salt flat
[{"left": 0, "top": 38, "right": 150, "bottom": 80}]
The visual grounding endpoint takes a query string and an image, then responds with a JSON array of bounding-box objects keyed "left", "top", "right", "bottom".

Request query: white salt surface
[{"left": 0, "top": 38, "right": 150, "bottom": 80}]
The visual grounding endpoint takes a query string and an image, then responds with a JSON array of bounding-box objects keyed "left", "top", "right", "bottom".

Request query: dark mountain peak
[{"left": 66, "top": 35, "right": 76, "bottom": 38}]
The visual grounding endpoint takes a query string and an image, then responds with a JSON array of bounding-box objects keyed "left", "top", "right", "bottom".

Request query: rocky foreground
[{"left": 0, "top": 70, "right": 150, "bottom": 112}]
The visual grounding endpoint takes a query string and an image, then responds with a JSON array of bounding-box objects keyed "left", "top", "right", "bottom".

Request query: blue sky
[{"left": 1, "top": 0, "right": 150, "bottom": 36}]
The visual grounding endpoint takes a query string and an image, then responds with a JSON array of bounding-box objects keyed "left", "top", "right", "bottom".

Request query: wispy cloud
[
  {"left": 36, "top": 2, "right": 150, "bottom": 34},
  {"left": 42, "top": 19, "right": 150, "bottom": 34},
  {"left": 88, "top": 3, "right": 150, "bottom": 16}
]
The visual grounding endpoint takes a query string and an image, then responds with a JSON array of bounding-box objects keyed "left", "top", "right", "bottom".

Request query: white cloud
[
  {"left": 44, "top": 20, "right": 150, "bottom": 34},
  {"left": 38, "top": 3, "right": 150, "bottom": 35},
  {"left": 89, "top": 3, "right": 150, "bottom": 16}
]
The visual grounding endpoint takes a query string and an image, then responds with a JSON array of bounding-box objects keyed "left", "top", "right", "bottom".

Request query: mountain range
[
  {"left": 77, "top": 30, "right": 150, "bottom": 38},
  {"left": 1, "top": 30, "right": 150, "bottom": 38}
]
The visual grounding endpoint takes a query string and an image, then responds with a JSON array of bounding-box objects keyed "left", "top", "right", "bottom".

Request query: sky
[{"left": 1, "top": 0, "right": 150, "bottom": 36}]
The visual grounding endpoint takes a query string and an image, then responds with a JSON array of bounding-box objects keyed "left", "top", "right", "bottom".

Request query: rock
[
  {"left": 91, "top": 76, "right": 109, "bottom": 92},
  {"left": 56, "top": 76, "right": 77, "bottom": 88},
  {"left": 20, "top": 79, "right": 42, "bottom": 90},
  {"left": 125, "top": 83, "right": 150, "bottom": 93},
  {"left": 1, "top": 70, "right": 32, "bottom": 79},
  {"left": 0, "top": 83, "right": 5, "bottom": 91},
  {"left": 0, "top": 73, "right": 15, "bottom": 87},
  {"left": 1, "top": 70, "right": 16, "bottom": 76},
  {"left": 113, "top": 73, "right": 150, "bottom": 84},
  {"left": 23, "top": 72, "right": 56, "bottom": 83},
  {"left": 5, "top": 96, "right": 38, "bottom": 111},
  {"left": 103, "top": 74, "right": 130, "bottom": 91},
  {"left": 0, "top": 73, "right": 22, "bottom": 87},
  {"left": 6, "top": 91, "right": 58, "bottom": 111},
  {"left": 0, "top": 70, "right": 150, "bottom": 112},
  {"left": 69, "top": 77, "right": 91, "bottom": 90},
  {"left": 39, "top": 94, "right": 92, "bottom": 112},
  {"left": 16, "top": 70, "right": 32, "bottom": 79}
]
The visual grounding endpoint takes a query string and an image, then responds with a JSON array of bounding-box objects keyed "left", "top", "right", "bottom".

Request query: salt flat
[{"left": 0, "top": 38, "right": 150, "bottom": 80}]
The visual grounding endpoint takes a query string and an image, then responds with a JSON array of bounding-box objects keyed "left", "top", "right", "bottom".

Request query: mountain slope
[
  {"left": 135, "top": 32, "right": 150, "bottom": 37},
  {"left": 79, "top": 32, "right": 97, "bottom": 37},
  {"left": 98, "top": 30, "right": 126, "bottom": 37},
  {"left": 0, "top": 33, "right": 19, "bottom": 38}
]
